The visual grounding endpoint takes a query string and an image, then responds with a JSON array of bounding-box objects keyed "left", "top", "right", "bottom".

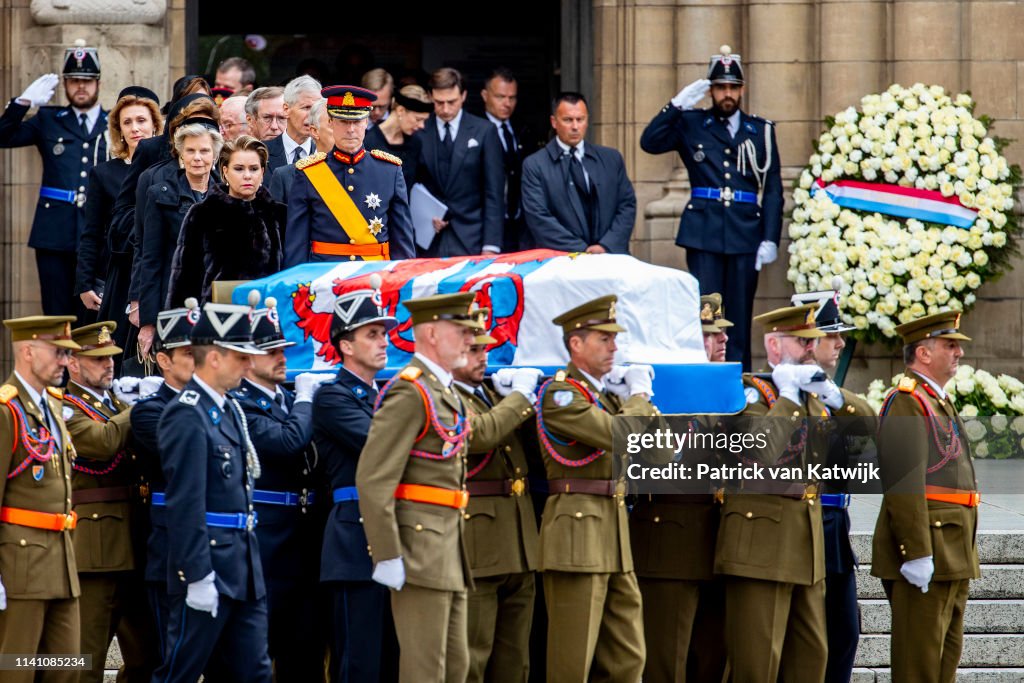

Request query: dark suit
[
  {"left": 263, "top": 134, "right": 314, "bottom": 186},
  {"left": 640, "top": 105, "right": 783, "bottom": 370},
  {"left": 0, "top": 100, "right": 108, "bottom": 314},
  {"left": 414, "top": 112, "right": 505, "bottom": 256},
  {"left": 481, "top": 115, "right": 531, "bottom": 251},
  {"left": 521, "top": 138, "right": 637, "bottom": 254},
  {"left": 314, "top": 369, "right": 398, "bottom": 683},
  {"left": 269, "top": 164, "right": 298, "bottom": 204}
]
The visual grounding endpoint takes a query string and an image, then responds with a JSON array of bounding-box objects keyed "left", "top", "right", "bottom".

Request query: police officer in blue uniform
[
  {"left": 284, "top": 85, "right": 415, "bottom": 267},
  {"left": 313, "top": 274, "right": 400, "bottom": 682},
  {"left": 153, "top": 301, "right": 272, "bottom": 683},
  {"left": 0, "top": 40, "right": 109, "bottom": 317},
  {"left": 640, "top": 45, "right": 783, "bottom": 370},
  {"left": 229, "top": 294, "right": 332, "bottom": 681}
]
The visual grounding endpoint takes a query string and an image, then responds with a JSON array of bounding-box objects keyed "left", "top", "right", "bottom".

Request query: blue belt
[
  {"left": 332, "top": 486, "right": 359, "bottom": 504},
  {"left": 252, "top": 489, "right": 316, "bottom": 507},
  {"left": 39, "top": 186, "right": 82, "bottom": 205},
  {"left": 151, "top": 493, "right": 258, "bottom": 528},
  {"left": 692, "top": 187, "right": 759, "bottom": 204},
  {"left": 820, "top": 493, "right": 851, "bottom": 509}
]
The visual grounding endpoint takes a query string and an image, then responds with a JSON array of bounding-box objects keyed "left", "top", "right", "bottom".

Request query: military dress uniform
[
  {"left": 640, "top": 48, "right": 782, "bottom": 370},
  {"left": 63, "top": 321, "right": 158, "bottom": 682},
  {"left": 0, "top": 316, "right": 81, "bottom": 683},
  {"left": 872, "top": 312, "right": 979, "bottom": 683},
  {"left": 0, "top": 44, "right": 109, "bottom": 316},
  {"left": 284, "top": 85, "right": 415, "bottom": 266}
]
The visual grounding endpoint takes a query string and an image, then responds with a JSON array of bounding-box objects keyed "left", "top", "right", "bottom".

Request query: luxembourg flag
[{"left": 812, "top": 178, "right": 978, "bottom": 229}]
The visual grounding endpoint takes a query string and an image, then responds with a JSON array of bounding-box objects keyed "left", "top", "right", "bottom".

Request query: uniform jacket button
[{"left": 210, "top": 539, "right": 217, "bottom": 546}]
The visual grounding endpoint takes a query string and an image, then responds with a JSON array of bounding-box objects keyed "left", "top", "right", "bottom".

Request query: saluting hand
[
  {"left": 17, "top": 73, "right": 58, "bottom": 108},
  {"left": 671, "top": 79, "right": 710, "bottom": 111}
]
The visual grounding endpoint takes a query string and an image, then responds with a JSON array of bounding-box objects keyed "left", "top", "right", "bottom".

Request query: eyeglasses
[
  {"left": 31, "top": 343, "right": 73, "bottom": 358},
  {"left": 258, "top": 114, "right": 288, "bottom": 125}
]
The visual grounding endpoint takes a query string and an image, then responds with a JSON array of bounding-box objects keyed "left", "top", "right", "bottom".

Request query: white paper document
[{"left": 409, "top": 183, "right": 448, "bottom": 250}]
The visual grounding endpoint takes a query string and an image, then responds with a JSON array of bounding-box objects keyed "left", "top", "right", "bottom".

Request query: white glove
[
  {"left": 510, "top": 368, "right": 543, "bottom": 402},
  {"left": 802, "top": 377, "right": 845, "bottom": 410},
  {"left": 17, "top": 73, "right": 58, "bottom": 108},
  {"left": 754, "top": 241, "right": 778, "bottom": 272},
  {"left": 0, "top": 574, "right": 6, "bottom": 611},
  {"left": 138, "top": 375, "right": 165, "bottom": 398},
  {"left": 185, "top": 571, "right": 219, "bottom": 618},
  {"left": 372, "top": 557, "right": 406, "bottom": 590},
  {"left": 900, "top": 556, "right": 934, "bottom": 593},
  {"left": 602, "top": 365, "right": 631, "bottom": 399},
  {"left": 491, "top": 368, "right": 517, "bottom": 397},
  {"left": 112, "top": 377, "right": 142, "bottom": 406},
  {"left": 294, "top": 372, "right": 333, "bottom": 403},
  {"left": 671, "top": 79, "right": 710, "bottom": 110},
  {"left": 772, "top": 364, "right": 823, "bottom": 405},
  {"left": 624, "top": 364, "right": 655, "bottom": 397}
]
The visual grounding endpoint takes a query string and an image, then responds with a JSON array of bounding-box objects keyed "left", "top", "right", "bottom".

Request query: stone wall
[{"left": 595, "top": 0, "right": 1024, "bottom": 392}]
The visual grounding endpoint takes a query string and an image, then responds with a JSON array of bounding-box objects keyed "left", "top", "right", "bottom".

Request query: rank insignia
[
  {"left": 353, "top": 385, "right": 367, "bottom": 399},
  {"left": 62, "top": 406, "right": 74, "bottom": 421},
  {"left": 180, "top": 390, "right": 200, "bottom": 406},
  {"left": 368, "top": 217, "right": 384, "bottom": 236},
  {"left": 256, "top": 397, "right": 272, "bottom": 411},
  {"left": 745, "top": 387, "right": 760, "bottom": 404},
  {"left": 209, "top": 407, "right": 221, "bottom": 425},
  {"left": 32, "top": 465, "right": 44, "bottom": 481},
  {"left": 897, "top": 376, "right": 917, "bottom": 393},
  {"left": 0, "top": 384, "right": 19, "bottom": 405},
  {"left": 553, "top": 391, "right": 574, "bottom": 407},
  {"left": 97, "top": 326, "right": 111, "bottom": 344},
  {"left": 364, "top": 192, "right": 381, "bottom": 210}
]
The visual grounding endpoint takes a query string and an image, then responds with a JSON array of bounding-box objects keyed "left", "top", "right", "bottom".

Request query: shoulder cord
[
  {"left": 736, "top": 121, "right": 773, "bottom": 193},
  {"left": 5, "top": 400, "right": 57, "bottom": 479},
  {"left": 879, "top": 385, "right": 962, "bottom": 473},
  {"left": 229, "top": 397, "right": 262, "bottom": 480},
  {"left": 63, "top": 393, "right": 125, "bottom": 475},
  {"left": 746, "top": 376, "right": 807, "bottom": 466},
  {"left": 374, "top": 376, "right": 468, "bottom": 460},
  {"left": 535, "top": 378, "right": 605, "bottom": 468}
]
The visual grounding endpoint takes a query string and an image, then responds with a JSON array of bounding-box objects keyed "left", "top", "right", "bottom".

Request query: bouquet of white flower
[{"left": 789, "top": 84, "right": 1022, "bottom": 344}]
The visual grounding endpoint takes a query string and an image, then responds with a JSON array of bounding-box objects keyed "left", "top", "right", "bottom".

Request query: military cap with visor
[
  {"left": 753, "top": 304, "right": 825, "bottom": 339},
  {"left": 707, "top": 45, "right": 743, "bottom": 85},
  {"left": 189, "top": 301, "right": 266, "bottom": 354},
  {"left": 155, "top": 300, "right": 201, "bottom": 352},
  {"left": 63, "top": 39, "right": 100, "bottom": 79},
  {"left": 552, "top": 294, "right": 626, "bottom": 336},
  {"left": 331, "top": 274, "right": 398, "bottom": 343},
  {"left": 895, "top": 310, "right": 971, "bottom": 345},
  {"left": 699, "top": 293, "right": 734, "bottom": 334},
  {"left": 322, "top": 85, "right": 376, "bottom": 121},
  {"left": 4, "top": 315, "right": 80, "bottom": 350},
  {"left": 71, "top": 321, "right": 122, "bottom": 357}
]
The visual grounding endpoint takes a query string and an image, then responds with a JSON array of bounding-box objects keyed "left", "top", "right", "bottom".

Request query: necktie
[
  {"left": 79, "top": 112, "right": 90, "bottom": 138},
  {"left": 274, "top": 390, "right": 289, "bottom": 414},
  {"left": 292, "top": 145, "right": 305, "bottom": 164},
  {"left": 569, "top": 146, "right": 589, "bottom": 195},
  {"left": 474, "top": 386, "right": 493, "bottom": 408},
  {"left": 102, "top": 395, "right": 116, "bottom": 412},
  {"left": 501, "top": 122, "right": 516, "bottom": 161},
  {"left": 39, "top": 398, "right": 60, "bottom": 448},
  {"left": 438, "top": 122, "right": 454, "bottom": 185},
  {"left": 721, "top": 117, "right": 734, "bottom": 138}
]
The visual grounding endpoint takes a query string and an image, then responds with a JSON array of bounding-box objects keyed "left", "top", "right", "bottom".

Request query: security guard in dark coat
[
  {"left": 63, "top": 321, "right": 159, "bottom": 683},
  {"left": 284, "top": 85, "right": 415, "bottom": 267},
  {"left": 0, "top": 316, "right": 81, "bottom": 683},
  {"left": 229, "top": 294, "right": 332, "bottom": 682},
  {"left": 152, "top": 302, "right": 272, "bottom": 683},
  {"left": 640, "top": 45, "right": 782, "bottom": 371},
  {"left": 872, "top": 311, "right": 979, "bottom": 683},
  {"left": 0, "top": 42, "right": 109, "bottom": 317},
  {"left": 314, "top": 275, "right": 400, "bottom": 683}
]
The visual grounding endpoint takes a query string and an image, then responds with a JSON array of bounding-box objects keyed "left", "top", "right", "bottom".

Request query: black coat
[
  {"left": 364, "top": 125, "right": 420, "bottom": 195},
  {"left": 165, "top": 183, "right": 285, "bottom": 308},
  {"left": 75, "top": 157, "right": 130, "bottom": 296}
]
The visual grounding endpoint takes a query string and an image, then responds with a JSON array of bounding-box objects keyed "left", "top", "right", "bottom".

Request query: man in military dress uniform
[
  {"left": 0, "top": 316, "right": 81, "bottom": 683},
  {"left": 355, "top": 292, "right": 540, "bottom": 682},
  {"left": 700, "top": 292, "right": 732, "bottom": 362},
  {"left": 535, "top": 294, "right": 667, "bottom": 682},
  {"left": 315, "top": 275, "right": 400, "bottom": 683},
  {"left": 717, "top": 304, "right": 839, "bottom": 681},
  {"left": 640, "top": 46, "right": 782, "bottom": 370},
  {"left": 63, "top": 321, "right": 158, "bottom": 682},
  {"left": 872, "top": 311, "right": 979, "bottom": 683},
  {"left": 153, "top": 303, "right": 272, "bottom": 683},
  {"left": 229, "top": 295, "right": 332, "bottom": 681},
  {"left": 0, "top": 42, "right": 109, "bottom": 317},
  {"left": 284, "top": 85, "right": 415, "bottom": 266},
  {"left": 453, "top": 314, "right": 541, "bottom": 683}
]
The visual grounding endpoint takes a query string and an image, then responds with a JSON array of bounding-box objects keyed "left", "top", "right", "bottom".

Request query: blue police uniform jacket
[
  {"left": 640, "top": 104, "right": 782, "bottom": 255},
  {"left": 229, "top": 379, "right": 321, "bottom": 582},
  {"left": 130, "top": 381, "right": 177, "bottom": 584},
  {"left": 313, "top": 368, "right": 377, "bottom": 582},
  {"left": 0, "top": 100, "right": 108, "bottom": 251},
  {"left": 283, "top": 147, "right": 416, "bottom": 267},
  {"left": 158, "top": 378, "right": 265, "bottom": 600}
]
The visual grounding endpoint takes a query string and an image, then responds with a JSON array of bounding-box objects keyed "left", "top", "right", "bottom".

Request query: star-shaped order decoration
[
  {"left": 364, "top": 192, "right": 382, "bottom": 210},
  {"left": 368, "top": 217, "right": 384, "bottom": 236}
]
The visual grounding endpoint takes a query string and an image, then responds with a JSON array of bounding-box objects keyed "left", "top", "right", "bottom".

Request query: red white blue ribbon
[{"left": 812, "top": 179, "right": 977, "bottom": 229}]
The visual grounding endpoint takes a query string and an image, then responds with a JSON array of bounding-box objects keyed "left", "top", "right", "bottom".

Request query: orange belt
[
  {"left": 0, "top": 506, "right": 78, "bottom": 531},
  {"left": 925, "top": 486, "right": 981, "bottom": 508},
  {"left": 311, "top": 240, "right": 390, "bottom": 259},
  {"left": 394, "top": 483, "right": 469, "bottom": 510}
]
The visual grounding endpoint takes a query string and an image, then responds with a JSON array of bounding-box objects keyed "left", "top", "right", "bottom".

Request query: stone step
[
  {"left": 850, "top": 531, "right": 1024, "bottom": 565},
  {"left": 855, "top": 565, "right": 1024, "bottom": 600},
  {"left": 852, "top": 668, "right": 1024, "bottom": 682},
  {"left": 860, "top": 599, "right": 1024, "bottom": 634},
  {"left": 854, "top": 634, "right": 1024, "bottom": 668}
]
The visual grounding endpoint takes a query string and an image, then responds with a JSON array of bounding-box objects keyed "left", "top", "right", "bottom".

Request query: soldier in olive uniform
[
  {"left": 700, "top": 292, "right": 732, "bottom": 362},
  {"left": 717, "top": 304, "right": 841, "bottom": 682},
  {"left": 64, "top": 321, "right": 158, "bottom": 682},
  {"left": 872, "top": 311, "right": 979, "bottom": 683},
  {"left": 355, "top": 292, "right": 540, "bottom": 682},
  {"left": 0, "top": 316, "right": 81, "bottom": 683},
  {"left": 453, "top": 315, "right": 541, "bottom": 683},
  {"left": 535, "top": 294, "right": 667, "bottom": 682}
]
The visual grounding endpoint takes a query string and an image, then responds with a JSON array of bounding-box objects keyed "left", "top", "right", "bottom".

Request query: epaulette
[
  {"left": 554, "top": 370, "right": 567, "bottom": 382},
  {"left": 179, "top": 390, "right": 200, "bottom": 406},
  {"left": 897, "top": 376, "right": 917, "bottom": 393},
  {"left": 747, "top": 113, "right": 773, "bottom": 124},
  {"left": 46, "top": 387, "right": 63, "bottom": 400},
  {"left": 370, "top": 149, "right": 403, "bottom": 166},
  {"left": 0, "top": 384, "right": 17, "bottom": 404},
  {"left": 399, "top": 366, "right": 422, "bottom": 381},
  {"left": 295, "top": 151, "right": 327, "bottom": 170}
]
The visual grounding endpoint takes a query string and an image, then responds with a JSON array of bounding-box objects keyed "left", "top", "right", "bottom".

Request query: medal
[{"left": 53, "top": 138, "right": 65, "bottom": 156}]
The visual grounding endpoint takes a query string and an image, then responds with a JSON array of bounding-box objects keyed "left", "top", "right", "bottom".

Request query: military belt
[
  {"left": 925, "top": 485, "right": 981, "bottom": 508},
  {"left": 548, "top": 478, "right": 627, "bottom": 497},
  {"left": 466, "top": 478, "right": 528, "bottom": 497},
  {"left": 252, "top": 489, "right": 316, "bottom": 507},
  {"left": 40, "top": 186, "right": 86, "bottom": 208},
  {"left": 0, "top": 506, "right": 77, "bottom": 531},
  {"left": 692, "top": 187, "right": 758, "bottom": 204},
  {"left": 736, "top": 480, "right": 819, "bottom": 500},
  {"left": 150, "top": 493, "right": 260, "bottom": 528},
  {"left": 72, "top": 485, "right": 131, "bottom": 505},
  {"left": 311, "top": 240, "right": 390, "bottom": 259},
  {"left": 332, "top": 486, "right": 359, "bottom": 504},
  {"left": 394, "top": 483, "right": 469, "bottom": 510},
  {"left": 819, "top": 493, "right": 851, "bottom": 509}
]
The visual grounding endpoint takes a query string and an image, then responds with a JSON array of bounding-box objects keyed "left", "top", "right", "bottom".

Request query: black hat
[
  {"left": 322, "top": 85, "right": 376, "bottom": 120},
  {"left": 189, "top": 300, "right": 265, "bottom": 355},
  {"left": 249, "top": 291, "right": 295, "bottom": 351},
  {"left": 791, "top": 279, "right": 855, "bottom": 333},
  {"left": 210, "top": 86, "right": 234, "bottom": 107},
  {"left": 63, "top": 40, "right": 100, "bottom": 79},
  {"left": 706, "top": 45, "right": 744, "bottom": 85},
  {"left": 330, "top": 274, "right": 398, "bottom": 344},
  {"left": 117, "top": 86, "right": 160, "bottom": 105},
  {"left": 155, "top": 299, "right": 201, "bottom": 352}
]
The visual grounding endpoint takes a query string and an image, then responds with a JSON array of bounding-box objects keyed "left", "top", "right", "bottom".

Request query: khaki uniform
[
  {"left": 0, "top": 375, "right": 80, "bottom": 683},
  {"left": 356, "top": 357, "right": 534, "bottom": 683},
  {"left": 872, "top": 369, "right": 979, "bottom": 683},
  {"left": 458, "top": 382, "right": 540, "bottom": 683}
]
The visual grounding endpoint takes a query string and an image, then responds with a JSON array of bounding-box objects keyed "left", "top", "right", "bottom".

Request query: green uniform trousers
[
  {"left": 543, "top": 570, "right": 645, "bottom": 683},
  {"left": 639, "top": 577, "right": 727, "bottom": 683},
  {"left": 0, "top": 597, "right": 79, "bottom": 683},
  {"left": 467, "top": 572, "right": 535, "bottom": 683},
  {"left": 78, "top": 572, "right": 159, "bottom": 683},
  {"left": 391, "top": 583, "right": 469, "bottom": 683},
  {"left": 724, "top": 576, "right": 827, "bottom": 683},
  {"left": 883, "top": 578, "right": 969, "bottom": 683}
]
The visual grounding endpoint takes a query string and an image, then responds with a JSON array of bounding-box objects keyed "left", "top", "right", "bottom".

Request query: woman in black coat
[
  {"left": 166, "top": 135, "right": 285, "bottom": 307},
  {"left": 363, "top": 84, "right": 432, "bottom": 192}
]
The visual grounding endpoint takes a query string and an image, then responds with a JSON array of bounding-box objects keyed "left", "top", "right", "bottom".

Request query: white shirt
[
  {"left": 73, "top": 103, "right": 102, "bottom": 136},
  {"left": 555, "top": 137, "right": 590, "bottom": 188},
  {"left": 579, "top": 368, "right": 605, "bottom": 394},
  {"left": 340, "top": 366, "right": 378, "bottom": 393},
  {"left": 415, "top": 353, "right": 453, "bottom": 389},
  {"left": 14, "top": 370, "right": 59, "bottom": 442},
  {"left": 723, "top": 110, "right": 740, "bottom": 138},
  {"left": 281, "top": 131, "right": 312, "bottom": 165},
  {"left": 435, "top": 109, "right": 464, "bottom": 142},
  {"left": 485, "top": 112, "right": 514, "bottom": 152},
  {"left": 913, "top": 370, "right": 948, "bottom": 401},
  {"left": 192, "top": 375, "right": 226, "bottom": 410}
]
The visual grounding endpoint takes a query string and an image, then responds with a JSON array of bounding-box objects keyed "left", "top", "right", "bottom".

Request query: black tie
[
  {"left": 569, "top": 146, "right": 589, "bottom": 195},
  {"left": 292, "top": 145, "right": 305, "bottom": 164},
  {"left": 39, "top": 398, "right": 59, "bottom": 447},
  {"left": 438, "top": 122, "right": 454, "bottom": 186},
  {"left": 501, "top": 123, "right": 516, "bottom": 163},
  {"left": 79, "top": 113, "right": 90, "bottom": 138},
  {"left": 274, "top": 391, "right": 288, "bottom": 414},
  {"left": 474, "top": 386, "right": 493, "bottom": 408},
  {"left": 102, "top": 396, "right": 116, "bottom": 412}
]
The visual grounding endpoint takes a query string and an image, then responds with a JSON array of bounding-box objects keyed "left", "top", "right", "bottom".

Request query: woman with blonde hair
[{"left": 364, "top": 83, "right": 433, "bottom": 191}]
